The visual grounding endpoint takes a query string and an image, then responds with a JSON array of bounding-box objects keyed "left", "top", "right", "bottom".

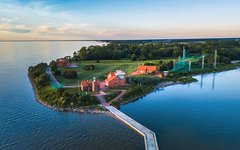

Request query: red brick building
[
  {"left": 81, "top": 79, "right": 100, "bottom": 92},
  {"left": 57, "top": 58, "right": 71, "bottom": 67},
  {"left": 137, "top": 65, "right": 157, "bottom": 74},
  {"left": 105, "top": 70, "right": 126, "bottom": 87}
]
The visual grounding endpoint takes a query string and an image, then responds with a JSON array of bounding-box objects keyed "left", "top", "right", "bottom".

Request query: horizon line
[{"left": 0, "top": 37, "right": 239, "bottom": 42}]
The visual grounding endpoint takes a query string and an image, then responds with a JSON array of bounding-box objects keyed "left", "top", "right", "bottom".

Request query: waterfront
[
  {"left": 121, "top": 69, "right": 240, "bottom": 150},
  {"left": 0, "top": 41, "right": 144, "bottom": 150},
  {"left": 1, "top": 41, "right": 240, "bottom": 150}
]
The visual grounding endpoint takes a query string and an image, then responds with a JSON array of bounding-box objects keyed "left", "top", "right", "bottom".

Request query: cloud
[
  {"left": 0, "top": 17, "right": 18, "bottom": 23},
  {"left": 0, "top": 23, "right": 31, "bottom": 33}
]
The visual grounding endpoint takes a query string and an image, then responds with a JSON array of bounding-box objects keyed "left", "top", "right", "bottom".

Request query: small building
[
  {"left": 57, "top": 58, "right": 71, "bottom": 67},
  {"left": 137, "top": 65, "right": 157, "bottom": 74},
  {"left": 81, "top": 78, "right": 100, "bottom": 92},
  {"left": 105, "top": 70, "right": 126, "bottom": 87}
]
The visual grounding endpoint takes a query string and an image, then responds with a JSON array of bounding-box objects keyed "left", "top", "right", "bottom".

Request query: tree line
[{"left": 71, "top": 40, "right": 240, "bottom": 63}]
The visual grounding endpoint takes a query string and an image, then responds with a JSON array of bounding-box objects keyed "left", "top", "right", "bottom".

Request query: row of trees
[{"left": 71, "top": 40, "right": 240, "bottom": 63}]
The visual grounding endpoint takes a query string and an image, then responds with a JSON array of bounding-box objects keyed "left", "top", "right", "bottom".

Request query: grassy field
[{"left": 55, "top": 59, "right": 171, "bottom": 86}]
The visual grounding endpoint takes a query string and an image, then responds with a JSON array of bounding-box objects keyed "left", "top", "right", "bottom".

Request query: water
[
  {"left": 0, "top": 41, "right": 144, "bottom": 150},
  {"left": 121, "top": 69, "right": 240, "bottom": 150}
]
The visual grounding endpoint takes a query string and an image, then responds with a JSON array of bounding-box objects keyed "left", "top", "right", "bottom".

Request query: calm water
[
  {"left": 121, "top": 69, "right": 240, "bottom": 150},
  {"left": 0, "top": 41, "right": 144, "bottom": 150}
]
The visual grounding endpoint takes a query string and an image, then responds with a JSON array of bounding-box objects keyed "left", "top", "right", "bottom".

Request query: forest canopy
[{"left": 72, "top": 40, "right": 240, "bottom": 63}]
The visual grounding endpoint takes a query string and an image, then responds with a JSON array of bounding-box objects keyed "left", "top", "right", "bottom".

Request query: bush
[
  {"left": 49, "top": 60, "right": 57, "bottom": 71},
  {"left": 62, "top": 69, "right": 77, "bottom": 79},
  {"left": 35, "top": 73, "right": 50, "bottom": 87},
  {"left": 144, "top": 62, "right": 156, "bottom": 66},
  {"left": 131, "top": 54, "right": 137, "bottom": 61},
  {"left": 84, "top": 65, "right": 95, "bottom": 70},
  {"left": 28, "top": 63, "right": 48, "bottom": 79},
  {"left": 54, "top": 70, "right": 61, "bottom": 76}
]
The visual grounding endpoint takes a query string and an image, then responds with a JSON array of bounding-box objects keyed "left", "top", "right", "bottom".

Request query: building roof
[
  {"left": 115, "top": 70, "right": 126, "bottom": 76},
  {"left": 108, "top": 72, "right": 115, "bottom": 77},
  {"left": 58, "top": 58, "right": 69, "bottom": 62},
  {"left": 137, "top": 65, "right": 157, "bottom": 72},
  {"left": 81, "top": 80, "right": 89, "bottom": 87},
  {"left": 105, "top": 75, "right": 117, "bottom": 83}
]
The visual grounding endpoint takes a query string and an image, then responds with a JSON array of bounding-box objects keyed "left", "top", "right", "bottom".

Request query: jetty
[{"left": 97, "top": 95, "right": 159, "bottom": 150}]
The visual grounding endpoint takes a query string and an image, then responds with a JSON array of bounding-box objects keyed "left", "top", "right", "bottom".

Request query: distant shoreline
[{"left": 0, "top": 37, "right": 239, "bottom": 42}]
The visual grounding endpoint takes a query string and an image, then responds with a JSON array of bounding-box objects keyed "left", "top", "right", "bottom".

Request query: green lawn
[{"left": 55, "top": 59, "right": 172, "bottom": 86}]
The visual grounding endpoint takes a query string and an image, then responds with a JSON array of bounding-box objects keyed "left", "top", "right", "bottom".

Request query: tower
[
  {"left": 202, "top": 54, "right": 205, "bottom": 70},
  {"left": 183, "top": 46, "right": 186, "bottom": 62},
  {"left": 92, "top": 77, "right": 97, "bottom": 92},
  {"left": 214, "top": 50, "right": 217, "bottom": 69}
]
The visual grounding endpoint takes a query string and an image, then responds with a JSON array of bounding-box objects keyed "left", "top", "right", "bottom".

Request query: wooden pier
[{"left": 105, "top": 105, "right": 159, "bottom": 150}]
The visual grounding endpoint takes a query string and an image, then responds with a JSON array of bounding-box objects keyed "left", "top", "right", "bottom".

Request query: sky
[{"left": 0, "top": 0, "right": 239, "bottom": 40}]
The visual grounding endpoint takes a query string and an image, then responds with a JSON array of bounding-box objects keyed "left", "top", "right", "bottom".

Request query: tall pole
[
  {"left": 189, "top": 61, "right": 191, "bottom": 71},
  {"left": 214, "top": 50, "right": 217, "bottom": 69},
  {"left": 183, "top": 46, "right": 186, "bottom": 62},
  {"left": 78, "top": 80, "right": 80, "bottom": 95},
  {"left": 202, "top": 54, "right": 205, "bottom": 70}
]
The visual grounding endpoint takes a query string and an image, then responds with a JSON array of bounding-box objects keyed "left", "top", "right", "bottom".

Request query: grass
[
  {"left": 104, "top": 90, "right": 121, "bottom": 102},
  {"left": 56, "top": 59, "right": 172, "bottom": 86}
]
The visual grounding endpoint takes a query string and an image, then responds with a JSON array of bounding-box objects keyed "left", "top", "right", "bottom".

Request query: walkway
[
  {"left": 96, "top": 95, "right": 159, "bottom": 150},
  {"left": 46, "top": 67, "right": 80, "bottom": 89},
  {"left": 111, "top": 90, "right": 126, "bottom": 101}
]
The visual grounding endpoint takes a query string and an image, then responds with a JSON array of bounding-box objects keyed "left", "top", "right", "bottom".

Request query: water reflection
[{"left": 121, "top": 69, "right": 240, "bottom": 150}]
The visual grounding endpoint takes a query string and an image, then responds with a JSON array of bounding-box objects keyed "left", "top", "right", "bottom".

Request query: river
[{"left": 0, "top": 41, "right": 144, "bottom": 150}]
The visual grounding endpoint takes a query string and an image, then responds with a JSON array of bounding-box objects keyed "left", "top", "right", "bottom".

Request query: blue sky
[{"left": 0, "top": 0, "right": 239, "bottom": 40}]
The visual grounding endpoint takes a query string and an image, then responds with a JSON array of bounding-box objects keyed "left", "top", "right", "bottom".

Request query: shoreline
[
  {"left": 119, "top": 81, "right": 182, "bottom": 108},
  {"left": 119, "top": 67, "right": 239, "bottom": 108},
  {"left": 29, "top": 66, "right": 239, "bottom": 113},
  {"left": 28, "top": 74, "right": 109, "bottom": 114}
]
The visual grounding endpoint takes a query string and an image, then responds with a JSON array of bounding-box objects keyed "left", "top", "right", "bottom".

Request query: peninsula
[{"left": 29, "top": 39, "right": 240, "bottom": 112}]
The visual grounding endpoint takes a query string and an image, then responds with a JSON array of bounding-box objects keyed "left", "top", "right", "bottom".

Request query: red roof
[
  {"left": 137, "top": 65, "right": 157, "bottom": 73},
  {"left": 81, "top": 80, "right": 89, "bottom": 87},
  {"left": 105, "top": 75, "right": 117, "bottom": 83}
]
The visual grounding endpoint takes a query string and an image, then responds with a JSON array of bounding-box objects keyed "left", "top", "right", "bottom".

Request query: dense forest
[{"left": 71, "top": 40, "right": 240, "bottom": 63}]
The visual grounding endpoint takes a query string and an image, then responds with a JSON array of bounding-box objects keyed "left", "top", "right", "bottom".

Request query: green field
[{"left": 55, "top": 59, "right": 171, "bottom": 86}]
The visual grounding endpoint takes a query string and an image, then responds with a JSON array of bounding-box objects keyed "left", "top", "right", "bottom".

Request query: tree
[
  {"left": 62, "top": 69, "right": 77, "bottom": 79},
  {"left": 50, "top": 60, "right": 57, "bottom": 71},
  {"left": 54, "top": 70, "right": 61, "bottom": 76},
  {"left": 36, "top": 73, "right": 50, "bottom": 87},
  {"left": 131, "top": 54, "right": 137, "bottom": 61},
  {"left": 84, "top": 65, "right": 95, "bottom": 70}
]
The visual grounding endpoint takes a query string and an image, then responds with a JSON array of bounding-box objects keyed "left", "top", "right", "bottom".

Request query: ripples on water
[{"left": 0, "top": 42, "right": 144, "bottom": 150}]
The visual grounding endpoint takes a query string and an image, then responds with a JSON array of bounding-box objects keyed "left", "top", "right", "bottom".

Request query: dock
[{"left": 105, "top": 105, "right": 159, "bottom": 150}]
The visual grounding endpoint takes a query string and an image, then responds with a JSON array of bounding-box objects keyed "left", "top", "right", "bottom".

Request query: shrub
[
  {"left": 144, "top": 62, "right": 156, "bottom": 66},
  {"left": 84, "top": 65, "right": 95, "bottom": 70},
  {"left": 49, "top": 60, "right": 57, "bottom": 71},
  {"left": 28, "top": 63, "right": 48, "bottom": 79},
  {"left": 35, "top": 73, "right": 50, "bottom": 87},
  {"left": 54, "top": 70, "right": 61, "bottom": 76},
  {"left": 131, "top": 54, "right": 137, "bottom": 61},
  {"left": 62, "top": 69, "right": 77, "bottom": 79}
]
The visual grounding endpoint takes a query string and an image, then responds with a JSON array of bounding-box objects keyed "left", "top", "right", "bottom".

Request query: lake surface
[
  {"left": 121, "top": 69, "right": 240, "bottom": 150},
  {"left": 0, "top": 41, "right": 144, "bottom": 150}
]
